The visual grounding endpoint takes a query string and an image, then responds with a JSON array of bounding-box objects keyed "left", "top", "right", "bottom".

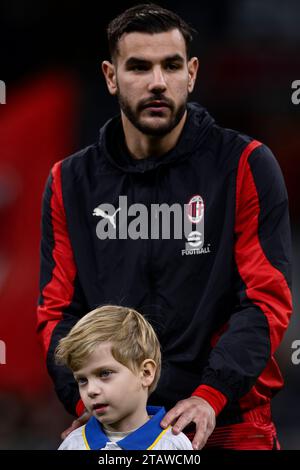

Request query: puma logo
[{"left": 93, "top": 206, "right": 121, "bottom": 229}]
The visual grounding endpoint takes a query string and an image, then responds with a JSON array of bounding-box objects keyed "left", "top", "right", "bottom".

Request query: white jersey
[{"left": 58, "top": 406, "right": 192, "bottom": 450}]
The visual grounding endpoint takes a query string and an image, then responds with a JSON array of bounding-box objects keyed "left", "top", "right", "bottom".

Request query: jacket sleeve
[
  {"left": 37, "top": 161, "right": 86, "bottom": 416},
  {"left": 192, "top": 141, "right": 293, "bottom": 411}
]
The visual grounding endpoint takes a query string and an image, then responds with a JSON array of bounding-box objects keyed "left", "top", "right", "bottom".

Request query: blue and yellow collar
[{"left": 83, "top": 406, "right": 168, "bottom": 450}]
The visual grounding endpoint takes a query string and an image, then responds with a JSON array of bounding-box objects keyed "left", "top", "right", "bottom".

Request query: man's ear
[
  {"left": 140, "top": 359, "right": 157, "bottom": 388},
  {"left": 102, "top": 60, "right": 118, "bottom": 95},
  {"left": 187, "top": 57, "right": 199, "bottom": 93}
]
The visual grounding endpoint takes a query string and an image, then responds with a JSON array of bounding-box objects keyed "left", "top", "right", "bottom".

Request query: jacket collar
[
  {"left": 84, "top": 406, "right": 167, "bottom": 450},
  {"left": 99, "top": 102, "right": 215, "bottom": 174}
]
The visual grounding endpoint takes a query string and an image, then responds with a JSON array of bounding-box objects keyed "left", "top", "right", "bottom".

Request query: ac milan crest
[{"left": 187, "top": 195, "right": 204, "bottom": 224}]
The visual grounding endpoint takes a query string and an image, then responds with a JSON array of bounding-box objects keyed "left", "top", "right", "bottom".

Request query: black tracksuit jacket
[{"left": 37, "top": 102, "right": 292, "bottom": 433}]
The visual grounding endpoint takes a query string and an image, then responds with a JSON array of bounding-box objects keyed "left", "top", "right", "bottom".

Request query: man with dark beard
[
  {"left": 37, "top": 4, "right": 292, "bottom": 450},
  {"left": 101, "top": 8, "right": 197, "bottom": 159}
]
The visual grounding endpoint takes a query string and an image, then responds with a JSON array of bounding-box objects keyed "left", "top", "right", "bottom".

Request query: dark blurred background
[{"left": 0, "top": 0, "right": 299, "bottom": 449}]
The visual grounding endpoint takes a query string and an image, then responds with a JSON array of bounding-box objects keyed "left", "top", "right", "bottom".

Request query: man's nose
[{"left": 148, "top": 67, "right": 167, "bottom": 92}]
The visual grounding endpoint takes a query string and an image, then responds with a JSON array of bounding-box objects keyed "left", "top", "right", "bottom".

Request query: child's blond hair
[{"left": 55, "top": 305, "right": 161, "bottom": 395}]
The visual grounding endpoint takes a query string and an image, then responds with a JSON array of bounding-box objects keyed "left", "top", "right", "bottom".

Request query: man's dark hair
[{"left": 107, "top": 3, "right": 196, "bottom": 60}]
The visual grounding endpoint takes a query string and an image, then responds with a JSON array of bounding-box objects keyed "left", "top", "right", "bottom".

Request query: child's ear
[{"left": 140, "top": 359, "right": 157, "bottom": 388}]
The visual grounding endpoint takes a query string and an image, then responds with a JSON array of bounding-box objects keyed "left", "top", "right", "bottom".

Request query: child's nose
[{"left": 87, "top": 379, "right": 101, "bottom": 397}]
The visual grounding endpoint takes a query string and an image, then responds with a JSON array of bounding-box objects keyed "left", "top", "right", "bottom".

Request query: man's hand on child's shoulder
[
  {"left": 160, "top": 396, "right": 216, "bottom": 450},
  {"left": 61, "top": 411, "right": 91, "bottom": 440}
]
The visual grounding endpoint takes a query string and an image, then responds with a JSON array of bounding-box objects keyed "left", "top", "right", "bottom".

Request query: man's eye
[
  {"left": 166, "top": 63, "right": 180, "bottom": 70},
  {"left": 130, "top": 65, "right": 148, "bottom": 72}
]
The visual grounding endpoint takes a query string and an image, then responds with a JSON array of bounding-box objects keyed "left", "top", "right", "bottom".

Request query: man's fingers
[
  {"left": 77, "top": 411, "right": 91, "bottom": 426},
  {"left": 192, "top": 430, "right": 207, "bottom": 450},
  {"left": 172, "top": 413, "right": 193, "bottom": 434},
  {"left": 161, "top": 397, "right": 216, "bottom": 451},
  {"left": 61, "top": 419, "right": 80, "bottom": 440},
  {"left": 61, "top": 412, "right": 91, "bottom": 440},
  {"left": 61, "top": 429, "right": 71, "bottom": 440},
  {"left": 160, "top": 414, "right": 177, "bottom": 428},
  {"left": 193, "top": 419, "right": 213, "bottom": 450},
  {"left": 161, "top": 403, "right": 185, "bottom": 428}
]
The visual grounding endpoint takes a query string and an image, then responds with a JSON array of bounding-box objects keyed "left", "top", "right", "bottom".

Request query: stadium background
[{"left": 0, "top": 0, "right": 299, "bottom": 449}]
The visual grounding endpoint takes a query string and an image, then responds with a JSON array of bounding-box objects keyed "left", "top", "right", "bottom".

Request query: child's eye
[
  {"left": 76, "top": 377, "right": 87, "bottom": 386},
  {"left": 100, "top": 370, "right": 112, "bottom": 378}
]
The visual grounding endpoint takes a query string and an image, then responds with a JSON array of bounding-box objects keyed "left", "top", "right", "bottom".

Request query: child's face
[{"left": 74, "top": 342, "right": 150, "bottom": 432}]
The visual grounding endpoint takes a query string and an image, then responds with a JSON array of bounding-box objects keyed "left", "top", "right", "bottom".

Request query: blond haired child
[{"left": 55, "top": 305, "right": 192, "bottom": 450}]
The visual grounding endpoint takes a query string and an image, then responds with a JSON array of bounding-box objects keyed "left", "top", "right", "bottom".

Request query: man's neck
[{"left": 121, "top": 111, "right": 187, "bottom": 160}]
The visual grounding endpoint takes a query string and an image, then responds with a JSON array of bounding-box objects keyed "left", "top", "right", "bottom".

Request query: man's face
[
  {"left": 103, "top": 29, "right": 198, "bottom": 136},
  {"left": 74, "top": 342, "right": 148, "bottom": 432}
]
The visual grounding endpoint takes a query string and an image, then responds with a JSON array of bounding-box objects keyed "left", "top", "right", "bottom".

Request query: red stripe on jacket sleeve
[
  {"left": 37, "top": 161, "right": 77, "bottom": 354},
  {"left": 235, "top": 141, "right": 292, "bottom": 354},
  {"left": 192, "top": 385, "right": 228, "bottom": 416}
]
